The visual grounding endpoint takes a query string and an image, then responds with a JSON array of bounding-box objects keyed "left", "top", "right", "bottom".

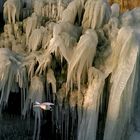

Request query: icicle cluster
[{"left": 0, "top": 0, "right": 140, "bottom": 140}]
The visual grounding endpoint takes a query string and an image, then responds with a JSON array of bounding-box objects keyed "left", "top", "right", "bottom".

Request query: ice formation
[{"left": 0, "top": 0, "right": 140, "bottom": 140}]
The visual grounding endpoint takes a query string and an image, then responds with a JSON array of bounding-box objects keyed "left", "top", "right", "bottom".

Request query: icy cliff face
[{"left": 0, "top": 0, "right": 140, "bottom": 140}]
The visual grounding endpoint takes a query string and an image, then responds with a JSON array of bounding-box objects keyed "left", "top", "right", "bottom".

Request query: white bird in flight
[{"left": 33, "top": 101, "right": 54, "bottom": 111}]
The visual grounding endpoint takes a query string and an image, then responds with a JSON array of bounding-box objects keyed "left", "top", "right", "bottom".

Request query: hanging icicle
[
  {"left": 78, "top": 67, "right": 105, "bottom": 140},
  {"left": 104, "top": 27, "right": 139, "bottom": 140}
]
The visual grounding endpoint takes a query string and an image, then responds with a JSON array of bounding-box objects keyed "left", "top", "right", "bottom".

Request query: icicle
[
  {"left": 47, "top": 68, "right": 56, "bottom": 94},
  {"left": 61, "top": 0, "right": 78, "bottom": 24},
  {"left": 33, "top": 108, "right": 42, "bottom": 140},
  {"left": 92, "top": 0, "right": 102, "bottom": 29},
  {"left": 56, "top": 83, "right": 67, "bottom": 139},
  {"left": 69, "top": 90, "right": 78, "bottom": 140},
  {"left": 28, "top": 28, "right": 43, "bottom": 52},
  {"left": 64, "top": 100, "right": 69, "bottom": 140},
  {"left": 35, "top": 53, "right": 52, "bottom": 75},
  {"left": 48, "top": 32, "right": 76, "bottom": 63},
  {"left": 104, "top": 28, "right": 139, "bottom": 140},
  {"left": 22, "top": 75, "right": 45, "bottom": 118},
  {"left": 78, "top": 67, "right": 105, "bottom": 140},
  {"left": 57, "top": 0, "right": 66, "bottom": 20},
  {"left": 67, "top": 29, "right": 98, "bottom": 93},
  {"left": 25, "top": 13, "right": 38, "bottom": 46},
  {"left": 77, "top": 88, "right": 84, "bottom": 133},
  {"left": 82, "top": 0, "right": 111, "bottom": 30},
  {"left": 0, "top": 48, "right": 27, "bottom": 111}
]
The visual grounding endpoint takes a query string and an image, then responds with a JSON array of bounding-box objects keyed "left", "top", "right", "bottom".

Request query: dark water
[
  {"left": 0, "top": 92, "right": 34, "bottom": 140},
  {"left": 0, "top": 115, "right": 33, "bottom": 140}
]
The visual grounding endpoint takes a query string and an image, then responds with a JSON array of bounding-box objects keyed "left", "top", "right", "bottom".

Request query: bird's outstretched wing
[
  {"left": 34, "top": 101, "right": 40, "bottom": 105},
  {"left": 42, "top": 102, "right": 54, "bottom": 106}
]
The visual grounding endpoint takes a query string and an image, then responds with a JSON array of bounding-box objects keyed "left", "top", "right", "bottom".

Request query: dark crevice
[
  {"left": 96, "top": 74, "right": 111, "bottom": 140},
  {"left": 0, "top": 13, "right": 4, "bottom": 32}
]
